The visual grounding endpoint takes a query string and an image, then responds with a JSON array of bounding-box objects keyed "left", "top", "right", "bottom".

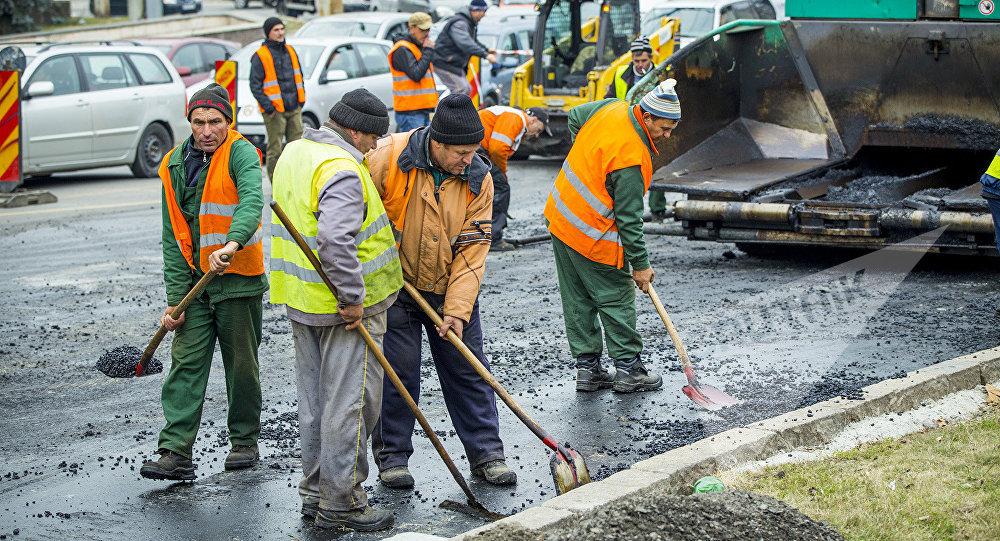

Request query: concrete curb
[{"left": 448, "top": 346, "right": 1000, "bottom": 540}]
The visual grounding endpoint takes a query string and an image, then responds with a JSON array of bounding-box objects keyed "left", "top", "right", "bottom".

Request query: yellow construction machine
[{"left": 508, "top": 0, "right": 680, "bottom": 156}]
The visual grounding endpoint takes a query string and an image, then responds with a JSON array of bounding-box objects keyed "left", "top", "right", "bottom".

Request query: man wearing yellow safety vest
[
  {"left": 545, "top": 80, "right": 681, "bottom": 394},
  {"left": 477, "top": 105, "right": 550, "bottom": 251},
  {"left": 388, "top": 12, "right": 438, "bottom": 132},
  {"left": 366, "top": 94, "right": 516, "bottom": 490},
  {"left": 603, "top": 36, "right": 668, "bottom": 222},
  {"left": 141, "top": 83, "right": 267, "bottom": 481},
  {"left": 270, "top": 89, "right": 402, "bottom": 532},
  {"left": 250, "top": 17, "right": 305, "bottom": 179}
]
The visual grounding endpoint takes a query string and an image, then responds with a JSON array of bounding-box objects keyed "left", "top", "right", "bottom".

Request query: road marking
[{"left": 0, "top": 199, "right": 159, "bottom": 217}]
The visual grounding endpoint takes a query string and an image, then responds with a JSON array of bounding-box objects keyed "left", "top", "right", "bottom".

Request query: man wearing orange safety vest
[
  {"left": 544, "top": 80, "right": 681, "bottom": 394},
  {"left": 250, "top": 17, "right": 305, "bottom": 178},
  {"left": 389, "top": 12, "right": 438, "bottom": 132},
  {"left": 141, "top": 83, "right": 267, "bottom": 481},
  {"left": 477, "top": 105, "right": 549, "bottom": 251}
]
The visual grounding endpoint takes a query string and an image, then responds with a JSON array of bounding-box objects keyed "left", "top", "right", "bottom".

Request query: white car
[
  {"left": 20, "top": 43, "right": 189, "bottom": 178},
  {"left": 187, "top": 37, "right": 395, "bottom": 153},
  {"left": 640, "top": 0, "right": 782, "bottom": 49},
  {"left": 295, "top": 12, "right": 412, "bottom": 41}
]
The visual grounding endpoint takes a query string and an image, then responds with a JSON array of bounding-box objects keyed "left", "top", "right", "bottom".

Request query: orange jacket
[
  {"left": 160, "top": 129, "right": 265, "bottom": 276},
  {"left": 366, "top": 128, "right": 494, "bottom": 322},
  {"left": 478, "top": 105, "right": 527, "bottom": 174},
  {"left": 389, "top": 39, "right": 438, "bottom": 113},
  {"left": 254, "top": 44, "right": 305, "bottom": 113},
  {"left": 543, "top": 101, "right": 652, "bottom": 268}
]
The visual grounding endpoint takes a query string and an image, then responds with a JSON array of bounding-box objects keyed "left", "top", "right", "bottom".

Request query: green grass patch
[{"left": 724, "top": 408, "right": 1000, "bottom": 541}]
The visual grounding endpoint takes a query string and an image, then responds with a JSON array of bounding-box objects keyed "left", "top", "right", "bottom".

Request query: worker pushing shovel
[{"left": 545, "top": 80, "right": 682, "bottom": 394}]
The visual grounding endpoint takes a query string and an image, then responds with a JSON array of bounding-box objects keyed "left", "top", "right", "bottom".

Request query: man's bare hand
[
  {"left": 161, "top": 306, "right": 185, "bottom": 331},
  {"left": 632, "top": 267, "right": 655, "bottom": 293},
  {"left": 423, "top": 37, "right": 435, "bottom": 48},
  {"left": 209, "top": 241, "right": 239, "bottom": 274},
  {"left": 437, "top": 315, "right": 464, "bottom": 339},
  {"left": 341, "top": 304, "right": 364, "bottom": 330},
  {"left": 485, "top": 52, "right": 497, "bottom": 64}
]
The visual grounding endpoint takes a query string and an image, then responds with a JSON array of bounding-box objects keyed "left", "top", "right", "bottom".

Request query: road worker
[
  {"left": 434, "top": 0, "right": 497, "bottom": 96},
  {"left": 250, "top": 17, "right": 305, "bottom": 178},
  {"left": 389, "top": 12, "right": 438, "bottom": 131}
]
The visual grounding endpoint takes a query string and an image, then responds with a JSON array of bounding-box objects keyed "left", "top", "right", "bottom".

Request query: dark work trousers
[
  {"left": 372, "top": 289, "right": 505, "bottom": 471},
  {"left": 490, "top": 164, "right": 510, "bottom": 244},
  {"left": 988, "top": 197, "right": 1000, "bottom": 253}
]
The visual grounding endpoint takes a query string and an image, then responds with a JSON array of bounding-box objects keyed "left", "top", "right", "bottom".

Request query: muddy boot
[
  {"left": 576, "top": 354, "right": 613, "bottom": 392},
  {"left": 314, "top": 505, "right": 394, "bottom": 532},
  {"left": 490, "top": 239, "right": 517, "bottom": 252},
  {"left": 140, "top": 449, "right": 196, "bottom": 481},
  {"left": 613, "top": 355, "right": 663, "bottom": 393},
  {"left": 378, "top": 465, "right": 415, "bottom": 489},
  {"left": 301, "top": 500, "right": 319, "bottom": 519},
  {"left": 224, "top": 445, "right": 259, "bottom": 470},
  {"left": 472, "top": 459, "right": 517, "bottom": 486}
]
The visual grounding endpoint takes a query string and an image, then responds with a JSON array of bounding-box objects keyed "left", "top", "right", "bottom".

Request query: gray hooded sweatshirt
[{"left": 284, "top": 125, "right": 398, "bottom": 327}]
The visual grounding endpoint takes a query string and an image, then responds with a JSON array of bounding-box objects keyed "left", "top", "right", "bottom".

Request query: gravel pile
[
  {"left": 95, "top": 345, "right": 162, "bottom": 378},
  {"left": 472, "top": 490, "right": 843, "bottom": 541}
]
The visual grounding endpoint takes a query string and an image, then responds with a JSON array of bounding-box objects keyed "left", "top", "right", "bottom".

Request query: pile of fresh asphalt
[
  {"left": 95, "top": 345, "right": 162, "bottom": 378},
  {"left": 471, "top": 490, "right": 843, "bottom": 541}
]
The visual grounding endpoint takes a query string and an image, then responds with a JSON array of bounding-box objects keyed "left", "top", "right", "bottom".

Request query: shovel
[
  {"left": 646, "top": 285, "right": 740, "bottom": 411},
  {"left": 270, "top": 201, "right": 503, "bottom": 521},
  {"left": 401, "top": 282, "right": 591, "bottom": 495}
]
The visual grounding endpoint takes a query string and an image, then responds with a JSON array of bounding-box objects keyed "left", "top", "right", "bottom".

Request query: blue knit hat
[
  {"left": 639, "top": 78, "right": 681, "bottom": 121},
  {"left": 469, "top": 0, "right": 489, "bottom": 11}
]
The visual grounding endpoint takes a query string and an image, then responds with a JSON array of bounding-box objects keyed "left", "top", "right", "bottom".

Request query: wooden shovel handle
[
  {"left": 137, "top": 256, "right": 228, "bottom": 374},
  {"left": 646, "top": 285, "right": 693, "bottom": 370}
]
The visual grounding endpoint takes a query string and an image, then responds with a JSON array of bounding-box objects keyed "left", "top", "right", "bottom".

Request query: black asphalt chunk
[{"left": 95, "top": 345, "right": 162, "bottom": 378}]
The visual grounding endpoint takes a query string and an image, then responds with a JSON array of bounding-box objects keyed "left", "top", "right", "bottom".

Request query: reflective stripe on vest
[
  {"left": 543, "top": 101, "right": 652, "bottom": 268},
  {"left": 480, "top": 105, "right": 527, "bottom": 152},
  {"left": 159, "top": 130, "right": 265, "bottom": 276},
  {"left": 269, "top": 136, "right": 402, "bottom": 314},
  {"left": 614, "top": 64, "right": 630, "bottom": 100},
  {"left": 389, "top": 40, "right": 438, "bottom": 112},
  {"left": 255, "top": 44, "right": 306, "bottom": 113}
]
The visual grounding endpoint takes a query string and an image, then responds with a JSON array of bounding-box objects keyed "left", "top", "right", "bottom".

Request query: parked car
[
  {"left": 295, "top": 12, "right": 411, "bottom": 42},
  {"left": 277, "top": 0, "right": 371, "bottom": 17},
  {"left": 19, "top": 43, "right": 189, "bottom": 179},
  {"left": 187, "top": 37, "right": 396, "bottom": 154},
  {"left": 162, "top": 0, "right": 202, "bottom": 14},
  {"left": 370, "top": 0, "right": 452, "bottom": 20},
  {"left": 233, "top": 0, "right": 277, "bottom": 8},
  {"left": 430, "top": 6, "right": 536, "bottom": 107},
  {"left": 640, "top": 0, "right": 780, "bottom": 48},
  {"left": 136, "top": 38, "right": 240, "bottom": 87}
]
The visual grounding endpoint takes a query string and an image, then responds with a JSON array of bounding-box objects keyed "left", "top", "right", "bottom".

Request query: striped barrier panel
[
  {"left": 0, "top": 70, "right": 21, "bottom": 193},
  {"left": 215, "top": 60, "right": 238, "bottom": 130}
]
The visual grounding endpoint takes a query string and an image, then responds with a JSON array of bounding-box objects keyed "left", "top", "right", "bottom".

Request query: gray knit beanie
[
  {"left": 329, "top": 89, "right": 390, "bottom": 136},
  {"left": 430, "top": 94, "right": 483, "bottom": 145}
]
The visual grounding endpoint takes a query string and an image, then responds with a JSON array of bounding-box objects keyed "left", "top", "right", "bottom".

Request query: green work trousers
[
  {"left": 157, "top": 295, "right": 263, "bottom": 458},
  {"left": 551, "top": 235, "right": 643, "bottom": 363},
  {"left": 648, "top": 190, "right": 667, "bottom": 214},
  {"left": 264, "top": 108, "right": 304, "bottom": 179}
]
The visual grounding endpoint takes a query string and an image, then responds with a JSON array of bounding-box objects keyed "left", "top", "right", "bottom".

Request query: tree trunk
[{"left": 92, "top": 0, "right": 111, "bottom": 17}]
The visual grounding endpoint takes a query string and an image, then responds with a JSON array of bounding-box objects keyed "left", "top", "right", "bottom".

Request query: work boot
[
  {"left": 490, "top": 239, "right": 517, "bottom": 252},
  {"left": 472, "top": 459, "right": 517, "bottom": 486},
  {"left": 576, "top": 354, "right": 613, "bottom": 392},
  {"left": 613, "top": 355, "right": 663, "bottom": 393},
  {"left": 140, "top": 449, "right": 196, "bottom": 481},
  {"left": 224, "top": 445, "right": 259, "bottom": 470},
  {"left": 301, "top": 500, "right": 319, "bottom": 519},
  {"left": 643, "top": 210, "right": 670, "bottom": 223},
  {"left": 314, "top": 505, "right": 394, "bottom": 532},
  {"left": 378, "top": 465, "right": 415, "bottom": 489}
]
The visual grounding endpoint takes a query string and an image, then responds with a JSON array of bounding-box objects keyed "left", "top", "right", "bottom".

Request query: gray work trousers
[
  {"left": 292, "top": 312, "right": 386, "bottom": 512},
  {"left": 436, "top": 68, "right": 472, "bottom": 96}
]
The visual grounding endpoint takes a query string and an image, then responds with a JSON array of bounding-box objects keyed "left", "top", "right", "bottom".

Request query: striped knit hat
[
  {"left": 639, "top": 78, "right": 681, "bottom": 121},
  {"left": 630, "top": 36, "right": 652, "bottom": 54}
]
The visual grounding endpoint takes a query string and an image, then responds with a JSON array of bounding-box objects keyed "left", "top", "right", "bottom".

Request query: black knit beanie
[
  {"left": 329, "top": 88, "right": 390, "bottom": 136},
  {"left": 430, "top": 94, "right": 483, "bottom": 145},
  {"left": 187, "top": 83, "right": 233, "bottom": 122},
  {"left": 263, "top": 17, "right": 283, "bottom": 37}
]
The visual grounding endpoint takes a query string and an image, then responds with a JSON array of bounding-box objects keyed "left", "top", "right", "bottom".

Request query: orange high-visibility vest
[
  {"left": 159, "top": 129, "right": 265, "bottom": 276},
  {"left": 543, "top": 101, "right": 652, "bottom": 268},
  {"left": 255, "top": 44, "right": 305, "bottom": 113},
  {"left": 388, "top": 40, "right": 438, "bottom": 112},
  {"left": 479, "top": 105, "right": 527, "bottom": 173}
]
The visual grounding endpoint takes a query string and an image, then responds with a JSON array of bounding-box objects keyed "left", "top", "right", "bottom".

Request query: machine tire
[
  {"left": 302, "top": 113, "right": 319, "bottom": 130},
  {"left": 130, "top": 123, "right": 171, "bottom": 179}
]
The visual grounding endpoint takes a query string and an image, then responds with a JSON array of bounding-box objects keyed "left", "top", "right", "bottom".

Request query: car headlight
[
  {"left": 240, "top": 105, "right": 258, "bottom": 117},
  {"left": 163, "top": 0, "right": 178, "bottom": 4}
]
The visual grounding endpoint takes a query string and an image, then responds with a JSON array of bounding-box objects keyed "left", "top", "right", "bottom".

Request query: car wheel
[
  {"left": 302, "top": 113, "right": 319, "bottom": 130},
  {"left": 131, "top": 123, "right": 172, "bottom": 179}
]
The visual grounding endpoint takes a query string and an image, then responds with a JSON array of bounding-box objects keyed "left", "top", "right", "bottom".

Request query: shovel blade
[
  {"left": 549, "top": 447, "right": 591, "bottom": 495},
  {"left": 682, "top": 383, "right": 740, "bottom": 411}
]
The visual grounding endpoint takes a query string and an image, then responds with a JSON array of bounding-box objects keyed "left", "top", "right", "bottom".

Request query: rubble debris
[{"left": 95, "top": 345, "right": 162, "bottom": 378}]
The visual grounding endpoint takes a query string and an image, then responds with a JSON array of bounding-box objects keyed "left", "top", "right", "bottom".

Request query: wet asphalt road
[{"left": 1, "top": 160, "right": 999, "bottom": 540}]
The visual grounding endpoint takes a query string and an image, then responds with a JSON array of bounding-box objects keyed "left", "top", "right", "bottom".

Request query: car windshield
[
  {"left": 478, "top": 33, "right": 499, "bottom": 50},
  {"left": 297, "top": 21, "right": 382, "bottom": 38},
  {"left": 642, "top": 7, "right": 714, "bottom": 37},
  {"left": 235, "top": 44, "right": 326, "bottom": 79}
]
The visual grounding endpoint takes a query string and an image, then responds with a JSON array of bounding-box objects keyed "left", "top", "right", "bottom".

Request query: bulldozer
[
  {"left": 508, "top": 0, "right": 680, "bottom": 156},
  {"left": 629, "top": 0, "right": 1000, "bottom": 256}
]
